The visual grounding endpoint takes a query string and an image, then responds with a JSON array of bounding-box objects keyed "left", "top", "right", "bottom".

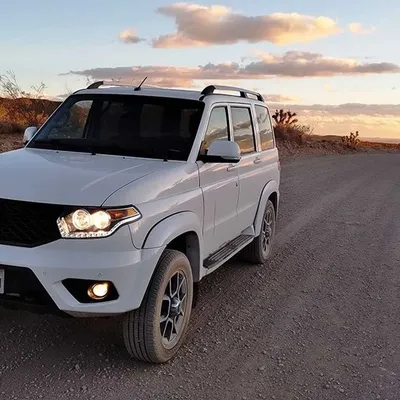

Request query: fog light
[{"left": 88, "top": 282, "right": 110, "bottom": 300}]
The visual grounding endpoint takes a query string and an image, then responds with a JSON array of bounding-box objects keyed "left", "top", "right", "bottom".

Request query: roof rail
[
  {"left": 200, "top": 85, "right": 265, "bottom": 102},
  {"left": 86, "top": 79, "right": 147, "bottom": 91},
  {"left": 87, "top": 81, "right": 104, "bottom": 89}
]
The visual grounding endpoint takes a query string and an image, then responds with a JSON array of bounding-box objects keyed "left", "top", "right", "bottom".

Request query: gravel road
[{"left": 1, "top": 153, "right": 400, "bottom": 400}]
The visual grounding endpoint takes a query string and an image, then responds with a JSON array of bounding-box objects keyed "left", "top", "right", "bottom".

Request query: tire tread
[
  {"left": 123, "top": 249, "right": 192, "bottom": 363},
  {"left": 240, "top": 200, "right": 275, "bottom": 264}
]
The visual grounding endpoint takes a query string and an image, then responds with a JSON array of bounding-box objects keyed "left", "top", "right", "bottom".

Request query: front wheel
[
  {"left": 123, "top": 249, "right": 193, "bottom": 363},
  {"left": 240, "top": 199, "right": 276, "bottom": 264}
]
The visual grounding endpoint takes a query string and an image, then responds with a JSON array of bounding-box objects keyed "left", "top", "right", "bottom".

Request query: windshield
[{"left": 27, "top": 94, "right": 204, "bottom": 161}]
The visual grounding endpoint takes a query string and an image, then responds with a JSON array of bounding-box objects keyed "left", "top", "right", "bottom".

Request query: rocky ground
[{"left": 0, "top": 134, "right": 22, "bottom": 153}]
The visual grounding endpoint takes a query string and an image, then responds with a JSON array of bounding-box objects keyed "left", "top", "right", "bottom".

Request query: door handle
[
  {"left": 227, "top": 165, "right": 236, "bottom": 172},
  {"left": 254, "top": 157, "right": 262, "bottom": 164}
]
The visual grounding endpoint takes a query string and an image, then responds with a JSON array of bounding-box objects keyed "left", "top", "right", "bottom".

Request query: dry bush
[
  {"left": 0, "top": 133, "right": 23, "bottom": 153},
  {"left": 274, "top": 123, "right": 313, "bottom": 144},
  {"left": 341, "top": 131, "right": 360, "bottom": 149},
  {"left": 0, "top": 120, "right": 24, "bottom": 135},
  {"left": 271, "top": 108, "right": 313, "bottom": 144},
  {"left": 0, "top": 70, "right": 58, "bottom": 128}
]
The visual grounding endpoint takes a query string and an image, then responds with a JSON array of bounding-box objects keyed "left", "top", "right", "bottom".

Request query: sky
[{"left": 1, "top": 0, "right": 400, "bottom": 139}]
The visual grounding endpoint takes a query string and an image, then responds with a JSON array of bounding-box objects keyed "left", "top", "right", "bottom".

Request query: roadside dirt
[
  {"left": 0, "top": 153, "right": 400, "bottom": 399},
  {"left": 0, "top": 134, "right": 22, "bottom": 153},
  {"left": 277, "top": 139, "right": 400, "bottom": 162}
]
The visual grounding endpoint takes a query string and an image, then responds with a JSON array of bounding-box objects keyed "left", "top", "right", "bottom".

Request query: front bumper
[{"left": 0, "top": 226, "right": 163, "bottom": 317}]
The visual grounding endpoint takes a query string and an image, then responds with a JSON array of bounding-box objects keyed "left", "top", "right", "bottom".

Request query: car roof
[
  {"left": 73, "top": 83, "right": 267, "bottom": 106},
  {"left": 77, "top": 86, "right": 203, "bottom": 101}
]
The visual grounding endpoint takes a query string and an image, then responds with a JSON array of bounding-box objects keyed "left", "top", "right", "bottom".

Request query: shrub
[
  {"left": 0, "top": 120, "right": 24, "bottom": 134},
  {"left": 0, "top": 70, "right": 58, "bottom": 128},
  {"left": 341, "top": 131, "right": 360, "bottom": 148},
  {"left": 274, "top": 123, "right": 313, "bottom": 144},
  {"left": 271, "top": 108, "right": 313, "bottom": 144}
]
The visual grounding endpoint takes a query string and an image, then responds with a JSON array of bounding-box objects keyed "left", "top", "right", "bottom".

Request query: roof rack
[
  {"left": 86, "top": 78, "right": 147, "bottom": 91},
  {"left": 200, "top": 85, "right": 265, "bottom": 102}
]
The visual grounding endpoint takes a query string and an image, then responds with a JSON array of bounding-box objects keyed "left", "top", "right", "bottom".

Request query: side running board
[{"left": 203, "top": 234, "right": 253, "bottom": 270}]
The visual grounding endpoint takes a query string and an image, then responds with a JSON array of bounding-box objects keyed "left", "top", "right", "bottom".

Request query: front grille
[
  {"left": 0, "top": 198, "right": 63, "bottom": 247},
  {"left": 0, "top": 265, "right": 57, "bottom": 308}
]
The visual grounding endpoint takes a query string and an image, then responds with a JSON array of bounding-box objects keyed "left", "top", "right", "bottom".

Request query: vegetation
[
  {"left": 271, "top": 109, "right": 312, "bottom": 144},
  {"left": 0, "top": 120, "right": 24, "bottom": 135},
  {"left": 0, "top": 70, "right": 59, "bottom": 134},
  {"left": 341, "top": 130, "right": 360, "bottom": 149},
  {"left": 273, "top": 123, "right": 313, "bottom": 144},
  {"left": 272, "top": 109, "right": 298, "bottom": 125}
]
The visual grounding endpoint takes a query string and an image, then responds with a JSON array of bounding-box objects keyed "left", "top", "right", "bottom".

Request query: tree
[
  {"left": 0, "top": 69, "right": 48, "bottom": 126},
  {"left": 272, "top": 109, "right": 298, "bottom": 125}
]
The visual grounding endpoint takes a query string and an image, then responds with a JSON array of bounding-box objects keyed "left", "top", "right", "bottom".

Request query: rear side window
[
  {"left": 231, "top": 107, "right": 255, "bottom": 154},
  {"left": 255, "top": 105, "right": 274, "bottom": 150},
  {"left": 200, "top": 107, "right": 229, "bottom": 155}
]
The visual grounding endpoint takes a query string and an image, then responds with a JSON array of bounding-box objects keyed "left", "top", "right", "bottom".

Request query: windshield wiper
[
  {"left": 30, "top": 138, "right": 98, "bottom": 154},
  {"left": 30, "top": 138, "right": 181, "bottom": 160},
  {"left": 90, "top": 142, "right": 172, "bottom": 160}
]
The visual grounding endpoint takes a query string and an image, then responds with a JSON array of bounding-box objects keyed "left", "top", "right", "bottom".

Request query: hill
[{"left": 0, "top": 97, "right": 61, "bottom": 133}]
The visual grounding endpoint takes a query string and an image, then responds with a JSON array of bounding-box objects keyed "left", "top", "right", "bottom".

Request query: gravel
[{"left": 1, "top": 153, "right": 400, "bottom": 399}]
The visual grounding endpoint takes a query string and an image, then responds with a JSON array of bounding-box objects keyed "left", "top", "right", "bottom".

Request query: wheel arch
[
  {"left": 254, "top": 180, "right": 279, "bottom": 236},
  {"left": 142, "top": 212, "right": 203, "bottom": 282}
]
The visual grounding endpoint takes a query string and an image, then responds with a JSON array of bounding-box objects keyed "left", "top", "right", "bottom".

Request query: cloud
[
  {"left": 54, "top": 93, "right": 69, "bottom": 101},
  {"left": 266, "top": 94, "right": 300, "bottom": 102},
  {"left": 323, "top": 83, "right": 336, "bottom": 92},
  {"left": 152, "top": 3, "right": 341, "bottom": 47},
  {"left": 348, "top": 22, "right": 376, "bottom": 35},
  {"left": 269, "top": 103, "right": 400, "bottom": 117},
  {"left": 119, "top": 29, "right": 145, "bottom": 44},
  {"left": 65, "top": 51, "right": 400, "bottom": 88},
  {"left": 244, "top": 51, "right": 399, "bottom": 77}
]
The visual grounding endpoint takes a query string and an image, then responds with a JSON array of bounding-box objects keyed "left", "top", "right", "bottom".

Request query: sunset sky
[{"left": 1, "top": 0, "right": 399, "bottom": 139}]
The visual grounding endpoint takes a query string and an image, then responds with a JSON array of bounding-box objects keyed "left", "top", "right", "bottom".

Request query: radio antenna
[{"left": 134, "top": 76, "right": 148, "bottom": 91}]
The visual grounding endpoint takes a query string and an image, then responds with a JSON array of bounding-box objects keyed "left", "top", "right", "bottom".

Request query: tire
[
  {"left": 123, "top": 249, "right": 193, "bottom": 363},
  {"left": 241, "top": 199, "right": 276, "bottom": 264}
]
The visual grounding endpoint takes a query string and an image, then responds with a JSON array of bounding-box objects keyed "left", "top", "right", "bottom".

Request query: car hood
[{"left": 0, "top": 148, "right": 176, "bottom": 206}]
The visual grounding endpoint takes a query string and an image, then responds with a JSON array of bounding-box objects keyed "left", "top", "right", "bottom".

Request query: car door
[
  {"left": 253, "top": 103, "right": 280, "bottom": 191},
  {"left": 197, "top": 105, "right": 240, "bottom": 257},
  {"left": 229, "top": 104, "right": 267, "bottom": 231}
]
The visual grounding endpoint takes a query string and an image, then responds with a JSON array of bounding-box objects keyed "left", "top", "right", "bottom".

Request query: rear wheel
[
  {"left": 241, "top": 199, "right": 276, "bottom": 264},
  {"left": 123, "top": 249, "right": 193, "bottom": 363}
]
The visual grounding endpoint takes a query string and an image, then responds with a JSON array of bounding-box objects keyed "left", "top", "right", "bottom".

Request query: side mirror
[
  {"left": 23, "top": 126, "right": 38, "bottom": 145},
  {"left": 202, "top": 140, "right": 241, "bottom": 163}
]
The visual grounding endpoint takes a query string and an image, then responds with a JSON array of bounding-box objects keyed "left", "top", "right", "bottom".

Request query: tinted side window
[
  {"left": 200, "top": 107, "right": 229, "bottom": 155},
  {"left": 231, "top": 107, "right": 255, "bottom": 154},
  {"left": 255, "top": 105, "right": 274, "bottom": 150}
]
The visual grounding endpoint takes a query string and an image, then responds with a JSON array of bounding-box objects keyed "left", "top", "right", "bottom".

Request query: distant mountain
[
  {"left": 310, "top": 134, "right": 400, "bottom": 145},
  {"left": 359, "top": 137, "right": 400, "bottom": 144}
]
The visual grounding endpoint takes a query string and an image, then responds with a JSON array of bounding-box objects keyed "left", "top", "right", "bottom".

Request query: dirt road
[{"left": 1, "top": 153, "right": 400, "bottom": 400}]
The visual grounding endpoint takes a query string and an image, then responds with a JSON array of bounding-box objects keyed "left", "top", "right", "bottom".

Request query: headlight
[{"left": 57, "top": 206, "right": 141, "bottom": 238}]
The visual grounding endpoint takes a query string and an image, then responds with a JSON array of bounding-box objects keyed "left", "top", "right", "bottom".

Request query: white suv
[{"left": 0, "top": 82, "right": 280, "bottom": 363}]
